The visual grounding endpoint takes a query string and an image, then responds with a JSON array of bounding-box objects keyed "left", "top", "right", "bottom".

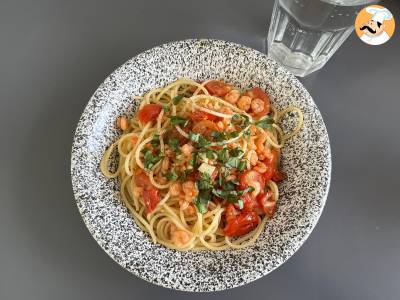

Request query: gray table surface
[{"left": 1, "top": 0, "right": 399, "bottom": 299}]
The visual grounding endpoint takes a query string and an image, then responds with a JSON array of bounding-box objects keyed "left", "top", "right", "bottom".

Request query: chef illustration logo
[{"left": 355, "top": 5, "right": 395, "bottom": 45}]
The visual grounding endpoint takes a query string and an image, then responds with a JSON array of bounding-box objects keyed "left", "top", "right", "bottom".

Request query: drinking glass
[{"left": 267, "top": 0, "right": 378, "bottom": 77}]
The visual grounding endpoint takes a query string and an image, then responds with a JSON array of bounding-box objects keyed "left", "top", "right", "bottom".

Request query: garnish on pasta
[{"left": 100, "top": 78, "right": 303, "bottom": 250}]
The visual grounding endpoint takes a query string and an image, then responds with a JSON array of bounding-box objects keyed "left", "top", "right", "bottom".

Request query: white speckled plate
[{"left": 71, "top": 39, "right": 331, "bottom": 292}]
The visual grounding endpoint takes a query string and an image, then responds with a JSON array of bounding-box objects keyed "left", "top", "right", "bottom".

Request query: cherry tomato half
[
  {"left": 224, "top": 204, "right": 259, "bottom": 237},
  {"left": 192, "top": 120, "right": 219, "bottom": 137},
  {"left": 204, "top": 80, "right": 232, "bottom": 97},
  {"left": 134, "top": 171, "right": 152, "bottom": 189},
  {"left": 190, "top": 110, "right": 220, "bottom": 122},
  {"left": 239, "top": 170, "right": 265, "bottom": 191},
  {"left": 262, "top": 149, "right": 279, "bottom": 182},
  {"left": 137, "top": 104, "right": 162, "bottom": 124},
  {"left": 241, "top": 193, "right": 260, "bottom": 212},
  {"left": 142, "top": 188, "right": 160, "bottom": 213},
  {"left": 257, "top": 190, "right": 276, "bottom": 218}
]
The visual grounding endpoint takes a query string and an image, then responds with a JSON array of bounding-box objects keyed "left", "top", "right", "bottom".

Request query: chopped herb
[
  {"left": 165, "top": 169, "right": 179, "bottom": 181},
  {"left": 216, "top": 148, "right": 229, "bottom": 164},
  {"left": 194, "top": 173, "right": 213, "bottom": 214},
  {"left": 178, "top": 170, "right": 191, "bottom": 181},
  {"left": 255, "top": 116, "right": 274, "bottom": 131},
  {"left": 196, "top": 173, "right": 213, "bottom": 190},
  {"left": 189, "top": 132, "right": 211, "bottom": 148},
  {"left": 237, "top": 160, "right": 247, "bottom": 171},
  {"left": 211, "top": 130, "right": 239, "bottom": 145},
  {"left": 170, "top": 116, "right": 189, "bottom": 127},
  {"left": 172, "top": 95, "right": 184, "bottom": 105},
  {"left": 237, "top": 199, "right": 244, "bottom": 209},
  {"left": 229, "top": 148, "right": 244, "bottom": 158},
  {"left": 212, "top": 186, "right": 254, "bottom": 204},
  {"left": 189, "top": 152, "right": 198, "bottom": 167},
  {"left": 143, "top": 150, "right": 163, "bottom": 170},
  {"left": 205, "top": 149, "right": 217, "bottom": 160},
  {"left": 222, "top": 180, "right": 237, "bottom": 191},
  {"left": 211, "top": 131, "right": 224, "bottom": 141},
  {"left": 232, "top": 114, "right": 250, "bottom": 128},
  {"left": 150, "top": 134, "right": 160, "bottom": 148},
  {"left": 163, "top": 105, "right": 170, "bottom": 112},
  {"left": 194, "top": 190, "right": 210, "bottom": 214},
  {"left": 168, "top": 138, "right": 180, "bottom": 152},
  {"left": 225, "top": 157, "right": 243, "bottom": 169}
]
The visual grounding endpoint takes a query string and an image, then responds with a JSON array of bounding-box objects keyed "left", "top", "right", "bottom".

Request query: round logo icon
[{"left": 355, "top": 5, "right": 395, "bottom": 46}]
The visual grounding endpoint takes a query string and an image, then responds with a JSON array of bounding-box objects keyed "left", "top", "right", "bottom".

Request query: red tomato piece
[
  {"left": 190, "top": 110, "right": 220, "bottom": 122},
  {"left": 192, "top": 120, "right": 219, "bottom": 137},
  {"left": 241, "top": 193, "right": 260, "bottom": 212},
  {"left": 262, "top": 149, "right": 279, "bottom": 182},
  {"left": 257, "top": 190, "right": 276, "bottom": 218},
  {"left": 246, "top": 87, "right": 271, "bottom": 118},
  {"left": 204, "top": 80, "right": 232, "bottom": 97},
  {"left": 137, "top": 104, "right": 162, "bottom": 124},
  {"left": 224, "top": 204, "right": 259, "bottom": 237},
  {"left": 134, "top": 171, "right": 152, "bottom": 189},
  {"left": 225, "top": 204, "right": 239, "bottom": 223},
  {"left": 239, "top": 170, "right": 265, "bottom": 190},
  {"left": 142, "top": 188, "right": 160, "bottom": 213},
  {"left": 272, "top": 170, "right": 286, "bottom": 182}
]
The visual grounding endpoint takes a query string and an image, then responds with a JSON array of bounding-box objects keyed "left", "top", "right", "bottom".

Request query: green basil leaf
[
  {"left": 216, "top": 148, "right": 229, "bottom": 164},
  {"left": 151, "top": 134, "right": 160, "bottom": 148},
  {"left": 189, "top": 132, "right": 211, "bottom": 148},
  {"left": 254, "top": 116, "right": 274, "bottom": 130},
  {"left": 196, "top": 172, "right": 212, "bottom": 190},
  {"left": 229, "top": 148, "right": 244, "bottom": 158},
  {"left": 237, "top": 199, "right": 244, "bottom": 209},
  {"left": 205, "top": 149, "right": 217, "bottom": 160},
  {"left": 225, "top": 157, "right": 242, "bottom": 169},
  {"left": 143, "top": 149, "right": 163, "bottom": 170},
  {"left": 238, "top": 160, "right": 247, "bottom": 171},
  {"left": 189, "top": 152, "right": 198, "bottom": 167},
  {"left": 168, "top": 138, "right": 180, "bottom": 152},
  {"left": 163, "top": 105, "right": 170, "bottom": 112},
  {"left": 232, "top": 114, "right": 250, "bottom": 128},
  {"left": 172, "top": 95, "right": 184, "bottom": 105},
  {"left": 170, "top": 116, "right": 189, "bottom": 127},
  {"left": 194, "top": 190, "right": 211, "bottom": 214},
  {"left": 165, "top": 170, "right": 178, "bottom": 181}
]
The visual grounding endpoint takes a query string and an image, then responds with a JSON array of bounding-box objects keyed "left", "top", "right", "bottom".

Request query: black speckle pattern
[{"left": 71, "top": 39, "right": 331, "bottom": 292}]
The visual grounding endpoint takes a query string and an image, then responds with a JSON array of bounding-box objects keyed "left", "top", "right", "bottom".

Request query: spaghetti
[{"left": 100, "top": 78, "right": 303, "bottom": 250}]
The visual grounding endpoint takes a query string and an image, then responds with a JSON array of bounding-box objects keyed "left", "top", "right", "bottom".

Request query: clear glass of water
[{"left": 267, "top": 0, "right": 378, "bottom": 77}]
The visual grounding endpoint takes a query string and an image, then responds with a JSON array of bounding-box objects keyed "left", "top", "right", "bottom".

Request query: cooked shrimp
[
  {"left": 181, "top": 143, "right": 194, "bottom": 157},
  {"left": 253, "top": 162, "right": 267, "bottom": 173},
  {"left": 255, "top": 131, "right": 268, "bottom": 154},
  {"left": 224, "top": 89, "right": 240, "bottom": 104},
  {"left": 216, "top": 121, "right": 225, "bottom": 130},
  {"left": 249, "top": 151, "right": 258, "bottom": 166},
  {"left": 226, "top": 174, "right": 237, "bottom": 181},
  {"left": 185, "top": 204, "right": 196, "bottom": 216},
  {"left": 133, "top": 186, "right": 143, "bottom": 198},
  {"left": 237, "top": 95, "right": 252, "bottom": 111},
  {"left": 251, "top": 98, "right": 265, "bottom": 114},
  {"left": 170, "top": 182, "right": 182, "bottom": 197},
  {"left": 116, "top": 116, "right": 129, "bottom": 131},
  {"left": 220, "top": 107, "right": 233, "bottom": 114},
  {"left": 161, "top": 157, "right": 170, "bottom": 173},
  {"left": 170, "top": 224, "right": 190, "bottom": 247},
  {"left": 179, "top": 199, "right": 189, "bottom": 210},
  {"left": 182, "top": 181, "right": 197, "bottom": 200}
]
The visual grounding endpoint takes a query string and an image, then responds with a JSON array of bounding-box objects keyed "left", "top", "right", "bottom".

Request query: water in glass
[{"left": 267, "top": 0, "right": 378, "bottom": 77}]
